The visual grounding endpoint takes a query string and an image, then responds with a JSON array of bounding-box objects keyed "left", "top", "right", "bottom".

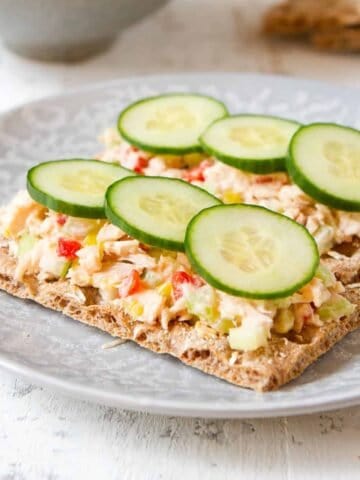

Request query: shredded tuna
[{"left": 1, "top": 131, "right": 357, "bottom": 353}]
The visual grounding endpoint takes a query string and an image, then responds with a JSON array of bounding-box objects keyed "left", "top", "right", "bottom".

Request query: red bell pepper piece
[
  {"left": 172, "top": 270, "right": 203, "bottom": 299},
  {"left": 57, "top": 238, "right": 81, "bottom": 260}
]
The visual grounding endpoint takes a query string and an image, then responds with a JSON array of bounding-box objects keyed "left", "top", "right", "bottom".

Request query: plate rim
[
  {"left": 1, "top": 350, "right": 359, "bottom": 418},
  {"left": 2, "top": 71, "right": 360, "bottom": 120},
  {"left": 0, "top": 72, "right": 359, "bottom": 418}
]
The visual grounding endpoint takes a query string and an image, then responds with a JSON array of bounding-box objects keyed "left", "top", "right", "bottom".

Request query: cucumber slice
[
  {"left": 185, "top": 204, "right": 319, "bottom": 299},
  {"left": 118, "top": 93, "right": 228, "bottom": 155},
  {"left": 105, "top": 176, "right": 221, "bottom": 251},
  {"left": 27, "top": 159, "right": 135, "bottom": 219},
  {"left": 200, "top": 114, "right": 300, "bottom": 173},
  {"left": 287, "top": 123, "right": 360, "bottom": 211}
]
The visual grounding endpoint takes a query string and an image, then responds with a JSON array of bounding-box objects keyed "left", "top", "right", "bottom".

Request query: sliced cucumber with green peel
[
  {"left": 185, "top": 204, "right": 319, "bottom": 299},
  {"left": 118, "top": 93, "right": 228, "bottom": 155},
  {"left": 200, "top": 114, "right": 300, "bottom": 173},
  {"left": 27, "top": 159, "right": 135, "bottom": 218},
  {"left": 105, "top": 176, "right": 221, "bottom": 251},
  {"left": 287, "top": 123, "right": 360, "bottom": 212}
]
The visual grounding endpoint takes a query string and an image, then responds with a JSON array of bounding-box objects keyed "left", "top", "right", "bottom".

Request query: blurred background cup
[{"left": 0, "top": 0, "right": 169, "bottom": 62}]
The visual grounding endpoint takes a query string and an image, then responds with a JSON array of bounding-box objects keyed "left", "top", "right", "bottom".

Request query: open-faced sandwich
[{"left": 0, "top": 93, "right": 359, "bottom": 391}]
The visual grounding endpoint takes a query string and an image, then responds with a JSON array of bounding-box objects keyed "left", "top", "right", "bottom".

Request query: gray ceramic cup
[{"left": 0, "top": 0, "right": 169, "bottom": 62}]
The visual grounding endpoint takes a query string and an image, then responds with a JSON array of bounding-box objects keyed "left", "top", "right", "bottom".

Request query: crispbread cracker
[
  {"left": 0, "top": 245, "right": 359, "bottom": 392},
  {"left": 311, "top": 26, "right": 360, "bottom": 52},
  {"left": 263, "top": 0, "right": 360, "bottom": 51},
  {"left": 264, "top": 0, "right": 360, "bottom": 33}
]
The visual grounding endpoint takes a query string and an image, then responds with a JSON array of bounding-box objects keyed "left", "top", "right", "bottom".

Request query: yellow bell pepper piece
[
  {"left": 83, "top": 232, "right": 104, "bottom": 259},
  {"left": 157, "top": 282, "right": 173, "bottom": 298},
  {"left": 128, "top": 300, "right": 144, "bottom": 318},
  {"left": 84, "top": 233, "right": 98, "bottom": 246},
  {"left": 222, "top": 191, "right": 243, "bottom": 204}
]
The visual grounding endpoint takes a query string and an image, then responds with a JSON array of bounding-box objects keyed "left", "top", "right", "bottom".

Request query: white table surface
[{"left": 0, "top": 1, "right": 359, "bottom": 479}]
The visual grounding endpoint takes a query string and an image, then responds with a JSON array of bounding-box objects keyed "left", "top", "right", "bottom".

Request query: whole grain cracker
[
  {"left": 264, "top": 0, "right": 360, "bottom": 33},
  {"left": 263, "top": 0, "right": 360, "bottom": 51},
  {"left": 311, "top": 26, "right": 360, "bottom": 51},
  {"left": 0, "top": 244, "right": 358, "bottom": 392}
]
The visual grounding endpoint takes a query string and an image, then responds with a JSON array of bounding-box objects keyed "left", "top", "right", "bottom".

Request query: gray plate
[{"left": 0, "top": 73, "right": 359, "bottom": 418}]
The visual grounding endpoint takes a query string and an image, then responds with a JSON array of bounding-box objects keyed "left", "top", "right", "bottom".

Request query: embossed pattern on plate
[{"left": 0, "top": 73, "right": 359, "bottom": 417}]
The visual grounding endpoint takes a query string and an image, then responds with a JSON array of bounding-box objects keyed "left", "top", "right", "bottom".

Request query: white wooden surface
[{"left": 0, "top": 1, "right": 359, "bottom": 478}]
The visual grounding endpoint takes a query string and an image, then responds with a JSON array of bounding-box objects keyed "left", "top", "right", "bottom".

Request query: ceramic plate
[{"left": 0, "top": 73, "right": 359, "bottom": 418}]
